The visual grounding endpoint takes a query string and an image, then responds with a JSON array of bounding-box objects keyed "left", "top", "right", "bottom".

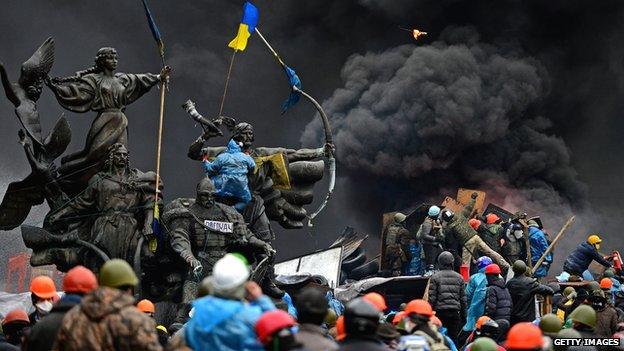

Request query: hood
[
  {"left": 226, "top": 139, "right": 242, "bottom": 153},
  {"left": 79, "top": 287, "right": 135, "bottom": 321},
  {"left": 186, "top": 296, "right": 244, "bottom": 344},
  {"left": 52, "top": 294, "right": 82, "bottom": 313},
  {"left": 487, "top": 275, "right": 505, "bottom": 288}
]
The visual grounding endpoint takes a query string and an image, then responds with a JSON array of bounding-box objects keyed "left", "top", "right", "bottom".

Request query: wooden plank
[
  {"left": 457, "top": 188, "right": 486, "bottom": 215},
  {"left": 441, "top": 196, "right": 464, "bottom": 213}
]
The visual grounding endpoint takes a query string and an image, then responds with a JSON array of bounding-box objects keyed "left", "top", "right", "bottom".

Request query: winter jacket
[
  {"left": 462, "top": 269, "right": 488, "bottom": 332},
  {"left": 595, "top": 306, "right": 619, "bottom": 337},
  {"left": 479, "top": 224, "right": 501, "bottom": 252},
  {"left": 563, "top": 242, "right": 611, "bottom": 275},
  {"left": 295, "top": 324, "right": 339, "bottom": 351},
  {"left": 485, "top": 276, "right": 512, "bottom": 322},
  {"left": 52, "top": 287, "right": 162, "bottom": 351},
  {"left": 204, "top": 139, "right": 255, "bottom": 210},
  {"left": 528, "top": 226, "right": 552, "bottom": 278},
  {"left": 184, "top": 294, "right": 275, "bottom": 351},
  {"left": 429, "top": 269, "right": 467, "bottom": 314},
  {"left": 444, "top": 198, "right": 478, "bottom": 245},
  {"left": 438, "top": 327, "right": 458, "bottom": 351},
  {"left": 338, "top": 337, "right": 391, "bottom": 351},
  {"left": 26, "top": 294, "right": 81, "bottom": 351},
  {"left": 506, "top": 275, "right": 553, "bottom": 324},
  {"left": 0, "top": 335, "right": 19, "bottom": 351}
]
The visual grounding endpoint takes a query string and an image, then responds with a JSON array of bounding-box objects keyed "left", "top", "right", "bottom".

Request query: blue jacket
[
  {"left": 439, "top": 326, "right": 458, "bottom": 351},
  {"left": 204, "top": 139, "right": 255, "bottom": 208},
  {"left": 462, "top": 269, "right": 487, "bottom": 332},
  {"left": 563, "top": 242, "right": 611, "bottom": 275},
  {"left": 185, "top": 295, "right": 275, "bottom": 351},
  {"left": 529, "top": 226, "right": 552, "bottom": 278}
]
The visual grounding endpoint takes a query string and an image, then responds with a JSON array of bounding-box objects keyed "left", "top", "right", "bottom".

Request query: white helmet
[{"left": 212, "top": 254, "right": 250, "bottom": 291}]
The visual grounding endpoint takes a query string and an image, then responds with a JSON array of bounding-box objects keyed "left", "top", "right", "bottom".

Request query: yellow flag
[{"left": 228, "top": 24, "right": 251, "bottom": 51}]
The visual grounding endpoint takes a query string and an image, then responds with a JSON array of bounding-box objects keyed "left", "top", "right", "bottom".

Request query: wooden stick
[
  {"left": 531, "top": 216, "right": 576, "bottom": 275},
  {"left": 154, "top": 79, "right": 166, "bottom": 209},
  {"left": 218, "top": 50, "right": 237, "bottom": 117}
]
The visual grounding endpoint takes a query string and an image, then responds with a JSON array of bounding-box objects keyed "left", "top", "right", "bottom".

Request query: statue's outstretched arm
[{"left": 255, "top": 147, "right": 324, "bottom": 162}]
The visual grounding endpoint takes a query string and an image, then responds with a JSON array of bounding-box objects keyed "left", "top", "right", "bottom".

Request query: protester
[
  {"left": 52, "top": 259, "right": 162, "bottom": 351},
  {"left": 28, "top": 276, "right": 58, "bottom": 325},
  {"left": 484, "top": 264, "right": 512, "bottom": 339},
  {"left": 590, "top": 290, "right": 618, "bottom": 337},
  {"left": 563, "top": 235, "right": 612, "bottom": 276},
  {"left": 294, "top": 287, "right": 339, "bottom": 351},
  {"left": 483, "top": 214, "right": 503, "bottom": 252},
  {"left": 539, "top": 313, "right": 562, "bottom": 339},
  {"left": 504, "top": 322, "right": 544, "bottom": 351},
  {"left": 461, "top": 256, "right": 492, "bottom": 343},
  {"left": 569, "top": 304, "right": 598, "bottom": 338},
  {"left": 338, "top": 298, "right": 388, "bottom": 351},
  {"left": 363, "top": 292, "right": 387, "bottom": 313},
  {"left": 527, "top": 219, "right": 553, "bottom": 278},
  {"left": 256, "top": 310, "right": 309, "bottom": 351},
  {"left": 26, "top": 266, "right": 98, "bottom": 351},
  {"left": 170, "top": 254, "right": 275, "bottom": 351},
  {"left": 418, "top": 205, "right": 444, "bottom": 268},
  {"left": 402, "top": 299, "right": 450, "bottom": 350},
  {"left": 156, "top": 326, "right": 169, "bottom": 347},
  {"left": 462, "top": 317, "right": 500, "bottom": 350},
  {"left": 1, "top": 309, "right": 30, "bottom": 350},
  {"left": 428, "top": 251, "right": 467, "bottom": 344},
  {"left": 376, "top": 323, "right": 401, "bottom": 350},
  {"left": 505, "top": 260, "right": 553, "bottom": 325},
  {"left": 138, "top": 299, "right": 156, "bottom": 318},
  {"left": 430, "top": 316, "right": 458, "bottom": 351},
  {"left": 466, "top": 337, "right": 501, "bottom": 351}
]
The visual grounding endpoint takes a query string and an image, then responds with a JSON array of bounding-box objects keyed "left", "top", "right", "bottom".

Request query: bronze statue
[
  {"left": 46, "top": 47, "right": 169, "bottom": 179},
  {"left": 47, "top": 143, "right": 159, "bottom": 262},
  {"left": 163, "top": 177, "right": 273, "bottom": 321}
]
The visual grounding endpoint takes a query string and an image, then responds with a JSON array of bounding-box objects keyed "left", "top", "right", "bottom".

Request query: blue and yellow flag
[
  {"left": 228, "top": 2, "right": 259, "bottom": 51},
  {"left": 282, "top": 65, "right": 302, "bottom": 114},
  {"left": 141, "top": 0, "right": 164, "bottom": 59}
]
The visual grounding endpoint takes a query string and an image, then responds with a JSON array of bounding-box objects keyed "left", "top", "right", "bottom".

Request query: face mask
[
  {"left": 36, "top": 300, "right": 53, "bottom": 315},
  {"left": 513, "top": 230, "right": 524, "bottom": 240},
  {"left": 595, "top": 244, "right": 601, "bottom": 250}
]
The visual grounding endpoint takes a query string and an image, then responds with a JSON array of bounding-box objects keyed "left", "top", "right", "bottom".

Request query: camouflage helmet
[
  {"left": 471, "top": 337, "right": 498, "bottom": 351},
  {"left": 98, "top": 259, "right": 138, "bottom": 288},
  {"left": 569, "top": 304, "right": 597, "bottom": 328},
  {"left": 563, "top": 286, "right": 575, "bottom": 297},
  {"left": 393, "top": 212, "right": 406, "bottom": 223},
  {"left": 196, "top": 177, "right": 216, "bottom": 195},
  {"left": 604, "top": 268, "right": 616, "bottom": 278},
  {"left": 539, "top": 313, "right": 562, "bottom": 334},
  {"left": 512, "top": 260, "right": 527, "bottom": 275},
  {"left": 587, "top": 281, "right": 601, "bottom": 292}
]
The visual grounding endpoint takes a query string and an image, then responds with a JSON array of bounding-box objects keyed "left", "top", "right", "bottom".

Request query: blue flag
[
  {"left": 281, "top": 65, "right": 302, "bottom": 114},
  {"left": 141, "top": 0, "right": 164, "bottom": 58}
]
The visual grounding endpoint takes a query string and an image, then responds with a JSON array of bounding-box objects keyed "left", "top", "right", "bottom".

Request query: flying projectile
[{"left": 399, "top": 26, "right": 428, "bottom": 41}]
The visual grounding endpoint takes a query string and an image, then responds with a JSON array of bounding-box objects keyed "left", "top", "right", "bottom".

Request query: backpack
[{"left": 413, "top": 330, "right": 451, "bottom": 351}]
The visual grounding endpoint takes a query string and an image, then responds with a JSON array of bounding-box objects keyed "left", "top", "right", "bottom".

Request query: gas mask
[
  {"left": 35, "top": 300, "right": 53, "bottom": 315},
  {"left": 513, "top": 230, "right": 524, "bottom": 240}
]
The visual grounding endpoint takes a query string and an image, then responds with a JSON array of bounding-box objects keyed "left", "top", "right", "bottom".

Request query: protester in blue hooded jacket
[
  {"left": 462, "top": 257, "right": 491, "bottom": 334},
  {"left": 182, "top": 254, "right": 275, "bottom": 351},
  {"left": 528, "top": 220, "right": 552, "bottom": 278},
  {"left": 203, "top": 139, "right": 255, "bottom": 211}
]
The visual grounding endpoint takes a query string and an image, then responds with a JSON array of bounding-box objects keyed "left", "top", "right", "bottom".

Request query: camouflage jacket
[
  {"left": 445, "top": 197, "right": 478, "bottom": 245},
  {"left": 52, "top": 287, "right": 162, "bottom": 351}
]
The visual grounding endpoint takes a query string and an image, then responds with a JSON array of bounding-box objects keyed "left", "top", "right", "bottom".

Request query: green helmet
[
  {"left": 569, "top": 305, "right": 597, "bottom": 329},
  {"left": 588, "top": 281, "right": 601, "bottom": 292},
  {"left": 512, "top": 260, "right": 527, "bottom": 275},
  {"left": 554, "top": 328, "right": 581, "bottom": 351},
  {"left": 604, "top": 268, "right": 615, "bottom": 278},
  {"left": 471, "top": 337, "right": 498, "bottom": 351},
  {"left": 539, "top": 314, "right": 562, "bottom": 334},
  {"left": 563, "top": 286, "right": 575, "bottom": 297},
  {"left": 98, "top": 259, "right": 138, "bottom": 288}
]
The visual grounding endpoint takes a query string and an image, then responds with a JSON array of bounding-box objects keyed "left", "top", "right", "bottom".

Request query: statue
[
  {"left": 45, "top": 47, "right": 169, "bottom": 186},
  {"left": 163, "top": 177, "right": 273, "bottom": 321},
  {"left": 47, "top": 143, "right": 158, "bottom": 257}
]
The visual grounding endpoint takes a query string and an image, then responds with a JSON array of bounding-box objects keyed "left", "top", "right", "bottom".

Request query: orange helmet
[
  {"left": 486, "top": 214, "right": 501, "bottom": 225},
  {"left": 430, "top": 316, "right": 442, "bottom": 327},
  {"left": 363, "top": 292, "right": 387, "bottom": 312},
  {"left": 255, "top": 310, "right": 295, "bottom": 345},
  {"left": 476, "top": 316, "right": 492, "bottom": 330},
  {"left": 336, "top": 315, "right": 346, "bottom": 341},
  {"left": 2, "top": 309, "right": 29, "bottom": 326},
  {"left": 600, "top": 278, "right": 613, "bottom": 290},
  {"left": 468, "top": 218, "right": 481, "bottom": 231},
  {"left": 63, "top": 265, "right": 98, "bottom": 294},
  {"left": 485, "top": 264, "right": 501, "bottom": 275},
  {"left": 505, "top": 322, "right": 544, "bottom": 350},
  {"left": 405, "top": 299, "right": 434, "bottom": 317},
  {"left": 137, "top": 299, "right": 155, "bottom": 314},
  {"left": 392, "top": 311, "right": 406, "bottom": 325},
  {"left": 30, "top": 275, "right": 57, "bottom": 299}
]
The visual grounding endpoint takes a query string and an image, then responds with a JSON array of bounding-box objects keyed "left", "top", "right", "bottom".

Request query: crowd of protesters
[{"left": 1, "top": 193, "right": 623, "bottom": 350}]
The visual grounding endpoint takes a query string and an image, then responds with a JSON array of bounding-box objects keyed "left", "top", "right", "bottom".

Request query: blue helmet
[
  {"left": 477, "top": 256, "right": 493, "bottom": 270},
  {"left": 428, "top": 206, "right": 441, "bottom": 217}
]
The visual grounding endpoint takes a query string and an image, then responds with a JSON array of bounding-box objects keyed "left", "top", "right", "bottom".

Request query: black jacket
[
  {"left": 338, "top": 337, "right": 391, "bottom": 351},
  {"left": 563, "top": 242, "right": 611, "bottom": 275},
  {"left": 485, "top": 276, "right": 512, "bottom": 322},
  {"left": 25, "top": 295, "right": 81, "bottom": 351},
  {"left": 506, "top": 275, "right": 553, "bottom": 324},
  {"left": 428, "top": 269, "right": 467, "bottom": 314},
  {"left": 0, "top": 334, "right": 19, "bottom": 351}
]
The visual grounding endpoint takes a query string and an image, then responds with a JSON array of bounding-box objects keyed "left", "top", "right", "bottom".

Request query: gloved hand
[{"left": 471, "top": 192, "right": 478, "bottom": 199}]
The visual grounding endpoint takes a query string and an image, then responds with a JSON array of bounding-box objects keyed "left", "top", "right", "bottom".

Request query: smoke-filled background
[{"left": 1, "top": 0, "right": 624, "bottom": 287}]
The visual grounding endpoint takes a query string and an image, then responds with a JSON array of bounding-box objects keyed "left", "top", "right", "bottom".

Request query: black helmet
[
  {"left": 344, "top": 298, "right": 380, "bottom": 337},
  {"left": 512, "top": 260, "right": 527, "bottom": 275},
  {"left": 295, "top": 287, "right": 328, "bottom": 324},
  {"left": 441, "top": 210, "right": 454, "bottom": 222},
  {"left": 477, "top": 319, "right": 499, "bottom": 339},
  {"left": 437, "top": 251, "right": 454, "bottom": 267}
]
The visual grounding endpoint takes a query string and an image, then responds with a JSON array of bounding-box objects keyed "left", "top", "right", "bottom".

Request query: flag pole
[
  {"left": 254, "top": 28, "right": 286, "bottom": 68},
  {"left": 218, "top": 50, "right": 237, "bottom": 117}
]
